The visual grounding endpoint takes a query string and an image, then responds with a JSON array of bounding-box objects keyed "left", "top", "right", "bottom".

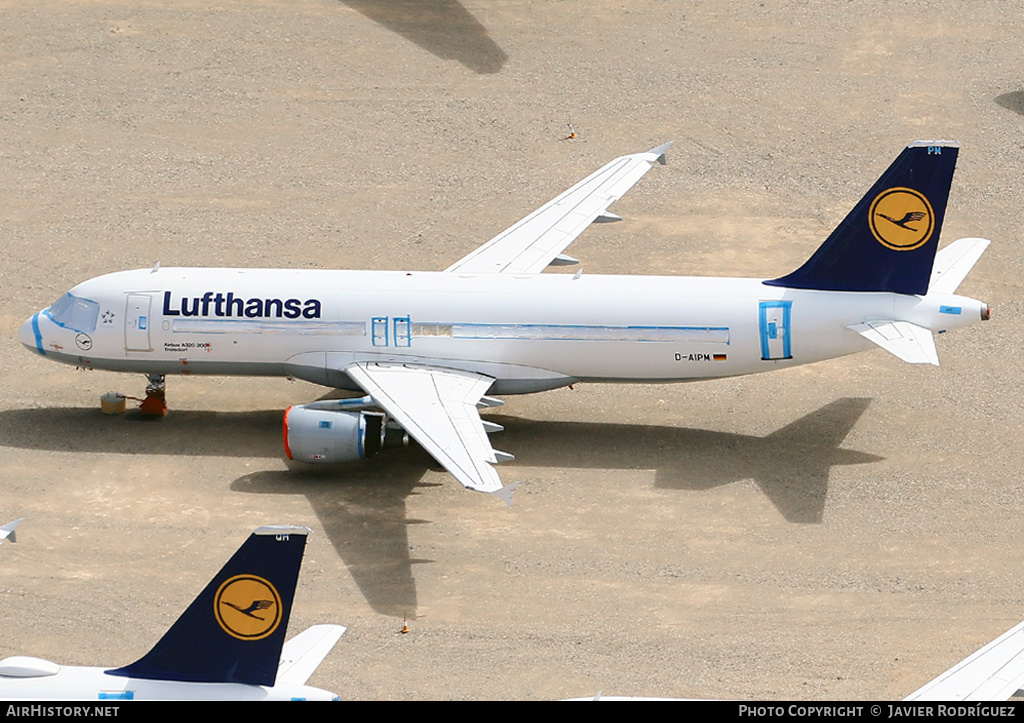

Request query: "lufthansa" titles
[{"left": 162, "top": 291, "right": 322, "bottom": 319}]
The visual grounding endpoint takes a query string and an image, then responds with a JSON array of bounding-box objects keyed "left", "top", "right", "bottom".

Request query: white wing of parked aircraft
[
  {"left": 344, "top": 362, "right": 518, "bottom": 504},
  {"left": 903, "top": 619, "right": 1024, "bottom": 701},
  {"left": 349, "top": 143, "right": 668, "bottom": 502},
  {"left": 445, "top": 143, "right": 671, "bottom": 275},
  {"left": 0, "top": 519, "right": 22, "bottom": 546}
]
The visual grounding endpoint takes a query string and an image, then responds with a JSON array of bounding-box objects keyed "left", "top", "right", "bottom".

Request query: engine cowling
[{"left": 283, "top": 406, "right": 387, "bottom": 464}]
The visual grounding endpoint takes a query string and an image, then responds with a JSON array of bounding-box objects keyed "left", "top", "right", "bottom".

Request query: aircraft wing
[
  {"left": 444, "top": 143, "right": 671, "bottom": 275},
  {"left": 277, "top": 624, "right": 347, "bottom": 687},
  {"left": 0, "top": 519, "right": 22, "bottom": 545},
  {"left": 846, "top": 320, "right": 939, "bottom": 366},
  {"left": 904, "top": 619, "right": 1024, "bottom": 701},
  {"left": 345, "top": 362, "right": 518, "bottom": 504}
]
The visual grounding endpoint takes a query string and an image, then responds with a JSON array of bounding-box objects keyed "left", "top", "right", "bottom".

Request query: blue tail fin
[
  {"left": 765, "top": 141, "right": 960, "bottom": 295},
  {"left": 109, "top": 525, "right": 309, "bottom": 686}
]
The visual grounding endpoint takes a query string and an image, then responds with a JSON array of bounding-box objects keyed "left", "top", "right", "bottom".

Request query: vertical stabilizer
[
  {"left": 109, "top": 525, "right": 310, "bottom": 686},
  {"left": 766, "top": 141, "right": 960, "bottom": 295}
]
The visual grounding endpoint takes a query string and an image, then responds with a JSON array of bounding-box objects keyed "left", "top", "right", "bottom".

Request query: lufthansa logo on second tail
[
  {"left": 868, "top": 187, "right": 935, "bottom": 251},
  {"left": 214, "top": 574, "right": 283, "bottom": 641}
]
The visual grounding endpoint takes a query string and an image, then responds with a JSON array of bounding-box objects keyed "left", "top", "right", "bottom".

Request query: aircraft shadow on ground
[
  {"left": 995, "top": 90, "right": 1024, "bottom": 116},
  {"left": 340, "top": 0, "right": 507, "bottom": 74},
  {"left": 490, "top": 397, "right": 880, "bottom": 525},
  {"left": 231, "top": 464, "right": 437, "bottom": 620},
  {"left": 0, "top": 397, "right": 880, "bottom": 615}
]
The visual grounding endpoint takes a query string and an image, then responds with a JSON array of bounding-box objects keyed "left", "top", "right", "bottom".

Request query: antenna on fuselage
[{"left": 150, "top": 261, "right": 160, "bottom": 274}]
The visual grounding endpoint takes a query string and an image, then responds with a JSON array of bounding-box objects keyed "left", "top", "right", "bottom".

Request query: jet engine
[{"left": 283, "top": 405, "right": 407, "bottom": 464}]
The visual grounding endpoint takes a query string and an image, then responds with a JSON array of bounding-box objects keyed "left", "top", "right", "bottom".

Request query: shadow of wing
[
  {"left": 342, "top": 0, "right": 507, "bottom": 74},
  {"left": 231, "top": 464, "right": 434, "bottom": 618}
]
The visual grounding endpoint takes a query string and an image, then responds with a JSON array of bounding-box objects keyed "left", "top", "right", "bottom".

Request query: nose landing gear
[
  {"left": 139, "top": 374, "right": 167, "bottom": 417},
  {"left": 98, "top": 374, "right": 168, "bottom": 417}
]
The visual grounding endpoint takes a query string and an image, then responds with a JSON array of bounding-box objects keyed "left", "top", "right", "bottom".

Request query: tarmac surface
[{"left": 1, "top": 0, "right": 1023, "bottom": 701}]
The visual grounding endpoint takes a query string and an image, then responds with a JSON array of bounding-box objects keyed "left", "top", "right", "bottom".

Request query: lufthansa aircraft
[
  {"left": 0, "top": 526, "right": 345, "bottom": 700},
  {"left": 19, "top": 141, "right": 990, "bottom": 504}
]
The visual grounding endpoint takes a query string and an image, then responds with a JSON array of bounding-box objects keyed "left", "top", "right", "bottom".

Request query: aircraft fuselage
[
  {"left": 20, "top": 267, "right": 987, "bottom": 395},
  {"left": 0, "top": 660, "right": 336, "bottom": 700}
]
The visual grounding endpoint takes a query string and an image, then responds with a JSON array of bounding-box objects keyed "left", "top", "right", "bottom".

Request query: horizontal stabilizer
[
  {"left": 929, "top": 237, "right": 990, "bottom": 294},
  {"left": 847, "top": 321, "right": 939, "bottom": 366},
  {"left": 277, "top": 624, "right": 346, "bottom": 687},
  {"left": 905, "top": 619, "right": 1024, "bottom": 701}
]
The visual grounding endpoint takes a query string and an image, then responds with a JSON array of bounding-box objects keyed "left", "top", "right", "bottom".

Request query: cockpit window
[{"left": 45, "top": 293, "right": 100, "bottom": 333}]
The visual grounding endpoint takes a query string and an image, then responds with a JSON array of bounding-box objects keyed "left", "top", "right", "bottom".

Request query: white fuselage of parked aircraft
[
  {"left": 24, "top": 269, "right": 985, "bottom": 391},
  {"left": 0, "top": 662, "right": 338, "bottom": 701}
]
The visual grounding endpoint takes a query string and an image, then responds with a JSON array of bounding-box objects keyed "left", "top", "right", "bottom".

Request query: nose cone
[{"left": 20, "top": 313, "right": 43, "bottom": 355}]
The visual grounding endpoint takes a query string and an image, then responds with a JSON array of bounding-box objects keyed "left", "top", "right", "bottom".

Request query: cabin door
[
  {"left": 759, "top": 300, "right": 792, "bottom": 360},
  {"left": 125, "top": 294, "right": 153, "bottom": 352}
]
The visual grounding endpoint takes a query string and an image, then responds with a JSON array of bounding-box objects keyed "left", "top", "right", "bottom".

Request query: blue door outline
[
  {"left": 371, "top": 317, "right": 388, "bottom": 347},
  {"left": 759, "top": 300, "right": 792, "bottom": 360},
  {"left": 393, "top": 316, "right": 410, "bottom": 347},
  {"left": 371, "top": 316, "right": 411, "bottom": 347}
]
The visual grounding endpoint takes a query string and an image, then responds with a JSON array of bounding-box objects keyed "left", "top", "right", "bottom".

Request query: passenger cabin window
[{"left": 46, "top": 293, "right": 100, "bottom": 333}]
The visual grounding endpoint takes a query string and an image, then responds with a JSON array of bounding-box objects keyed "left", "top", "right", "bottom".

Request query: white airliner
[
  {"left": 905, "top": 618, "right": 1024, "bottom": 701},
  {"left": 0, "top": 519, "right": 22, "bottom": 546},
  {"left": 0, "top": 526, "right": 345, "bottom": 701},
  {"left": 19, "top": 141, "right": 990, "bottom": 504}
]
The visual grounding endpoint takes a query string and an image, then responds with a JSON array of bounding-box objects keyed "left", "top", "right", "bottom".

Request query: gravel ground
[{"left": 1, "top": 0, "right": 1022, "bottom": 700}]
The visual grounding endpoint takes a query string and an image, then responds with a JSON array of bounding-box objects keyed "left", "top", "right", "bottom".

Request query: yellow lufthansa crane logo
[
  {"left": 214, "top": 574, "right": 283, "bottom": 641},
  {"left": 869, "top": 187, "right": 935, "bottom": 251}
]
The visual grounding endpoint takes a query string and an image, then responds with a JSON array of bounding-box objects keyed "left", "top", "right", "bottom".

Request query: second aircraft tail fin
[
  {"left": 766, "top": 141, "right": 960, "bottom": 296},
  {"left": 109, "top": 525, "right": 310, "bottom": 687}
]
